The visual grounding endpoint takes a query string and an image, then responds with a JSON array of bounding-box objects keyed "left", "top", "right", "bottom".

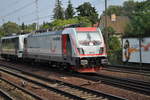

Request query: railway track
[
  {"left": 103, "top": 64, "right": 150, "bottom": 76},
  {"left": 0, "top": 77, "right": 46, "bottom": 100},
  {"left": 0, "top": 89, "right": 14, "bottom": 100},
  {"left": 74, "top": 73, "right": 150, "bottom": 95},
  {"left": 0, "top": 63, "right": 127, "bottom": 100}
]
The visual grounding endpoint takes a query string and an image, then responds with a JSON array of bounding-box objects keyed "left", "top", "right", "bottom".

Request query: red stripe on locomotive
[
  {"left": 76, "top": 27, "right": 97, "bottom": 32},
  {"left": 62, "top": 34, "right": 67, "bottom": 54}
]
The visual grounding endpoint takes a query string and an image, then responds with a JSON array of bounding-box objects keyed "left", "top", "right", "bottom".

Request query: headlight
[{"left": 80, "top": 59, "right": 88, "bottom": 65}]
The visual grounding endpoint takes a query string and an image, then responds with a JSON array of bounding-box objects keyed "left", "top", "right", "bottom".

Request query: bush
[
  {"left": 108, "top": 48, "right": 122, "bottom": 64},
  {"left": 108, "top": 36, "right": 122, "bottom": 64},
  {"left": 51, "top": 17, "right": 92, "bottom": 27}
]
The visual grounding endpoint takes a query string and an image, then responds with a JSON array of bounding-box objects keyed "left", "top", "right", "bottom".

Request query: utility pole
[
  {"left": 139, "top": 37, "right": 142, "bottom": 67},
  {"left": 35, "top": 0, "right": 39, "bottom": 30},
  {"left": 104, "top": 0, "right": 109, "bottom": 50}
]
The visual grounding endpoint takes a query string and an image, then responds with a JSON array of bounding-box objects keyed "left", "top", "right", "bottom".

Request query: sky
[{"left": 0, "top": 0, "right": 145, "bottom": 25}]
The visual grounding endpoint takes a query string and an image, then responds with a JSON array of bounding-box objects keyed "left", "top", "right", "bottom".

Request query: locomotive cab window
[
  {"left": 77, "top": 32, "right": 101, "bottom": 46},
  {"left": 2, "top": 38, "right": 19, "bottom": 50}
]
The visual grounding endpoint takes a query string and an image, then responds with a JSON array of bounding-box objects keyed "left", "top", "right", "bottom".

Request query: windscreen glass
[{"left": 77, "top": 32, "right": 101, "bottom": 46}]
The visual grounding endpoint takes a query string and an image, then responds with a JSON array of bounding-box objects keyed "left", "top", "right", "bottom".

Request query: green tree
[
  {"left": 124, "top": 0, "right": 150, "bottom": 37},
  {"left": 76, "top": 2, "right": 99, "bottom": 24},
  {"left": 105, "top": 5, "right": 123, "bottom": 16},
  {"left": 0, "top": 27, "right": 5, "bottom": 37},
  {"left": 123, "top": 0, "right": 137, "bottom": 17},
  {"left": 102, "top": 26, "right": 116, "bottom": 36},
  {"left": 25, "top": 23, "right": 36, "bottom": 32},
  {"left": 21, "top": 22, "right": 25, "bottom": 31},
  {"left": 109, "top": 36, "right": 120, "bottom": 51},
  {"left": 2, "top": 21, "right": 20, "bottom": 35},
  {"left": 18, "top": 23, "right": 36, "bottom": 33},
  {"left": 53, "top": 0, "right": 64, "bottom": 20},
  {"left": 77, "top": 16, "right": 92, "bottom": 27},
  {"left": 108, "top": 36, "right": 122, "bottom": 64},
  {"left": 107, "top": 26, "right": 116, "bottom": 35},
  {"left": 65, "top": 0, "right": 75, "bottom": 19},
  {"left": 51, "top": 17, "right": 92, "bottom": 30},
  {"left": 40, "top": 22, "right": 53, "bottom": 29},
  {"left": 103, "top": 1, "right": 138, "bottom": 17}
]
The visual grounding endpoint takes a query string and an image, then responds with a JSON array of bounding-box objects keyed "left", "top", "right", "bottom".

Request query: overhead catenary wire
[
  {"left": 0, "top": 0, "right": 108, "bottom": 26},
  {"left": 0, "top": 0, "right": 21, "bottom": 12},
  {"left": 24, "top": 15, "right": 52, "bottom": 24},
  {"left": 0, "top": 1, "right": 35, "bottom": 19},
  {"left": 35, "top": 0, "right": 39, "bottom": 30},
  {"left": 5, "top": 5, "right": 51, "bottom": 24}
]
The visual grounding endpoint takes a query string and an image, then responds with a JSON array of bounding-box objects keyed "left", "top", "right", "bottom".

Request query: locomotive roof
[
  {"left": 29, "top": 27, "right": 99, "bottom": 37},
  {"left": 29, "top": 30, "right": 63, "bottom": 37},
  {"left": 1, "top": 34, "right": 29, "bottom": 40}
]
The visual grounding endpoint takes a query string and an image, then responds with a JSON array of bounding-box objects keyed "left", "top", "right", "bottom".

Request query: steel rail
[
  {"left": 79, "top": 73, "right": 150, "bottom": 95},
  {"left": 103, "top": 68, "right": 150, "bottom": 77},
  {"left": 0, "top": 63, "right": 127, "bottom": 100},
  {"left": 0, "top": 78, "right": 47, "bottom": 100},
  {"left": 103, "top": 64, "right": 150, "bottom": 75},
  {"left": 0, "top": 89, "right": 15, "bottom": 100},
  {"left": 106, "top": 64, "right": 150, "bottom": 71},
  {"left": 0, "top": 67, "right": 86, "bottom": 100}
]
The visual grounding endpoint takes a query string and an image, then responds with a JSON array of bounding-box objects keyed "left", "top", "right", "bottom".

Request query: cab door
[{"left": 62, "top": 34, "right": 72, "bottom": 59}]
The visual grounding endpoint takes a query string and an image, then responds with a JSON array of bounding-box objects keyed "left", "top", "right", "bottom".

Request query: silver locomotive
[{"left": 0, "top": 27, "right": 107, "bottom": 72}]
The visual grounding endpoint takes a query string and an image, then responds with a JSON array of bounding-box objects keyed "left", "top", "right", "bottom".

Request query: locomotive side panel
[{"left": 25, "top": 33, "right": 64, "bottom": 62}]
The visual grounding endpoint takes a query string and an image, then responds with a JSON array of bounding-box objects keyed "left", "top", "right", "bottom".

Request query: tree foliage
[
  {"left": 76, "top": 2, "right": 98, "bottom": 24},
  {"left": 108, "top": 36, "right": 122, "bottom": 64},
  {"left": 103, "top": 0, "right": 149, "bottom": 37},
  {"left": 0, "top": 21, "right": 20, "bottom": 36},
  {"left": 104, "top": 0, "right": 137, "bottom": 17},
  {"left": 51, "top": 17, "right": 92, "bottom": 28},
  {"left": 105, "top": 5, "right": 123, "bottom": 16},
  {"left": 65, "top": 0, "right": 74, "bottom": 19},
  {"left": 123, "top": 0, "right": 138, "bottom": 17},
  {"left": 24, "top": 23, "right": 36, "bottom": 32},
  {"left": 0, "top": 27, "right": 5, "bottom": 37},
  {"left": 53, "top": 0, "right": 64, "bottom": 20},
  {"left": 40, "top": 22, "right": 53, "bottom": 30},
  {"left": 124, "top": 0, "right": 150, "bottom": 37},
  {"left": 102, "top": 26, "right": 116, "bottom": 36},
  {"left": 39, "top": 17, "right": 92, "bottom": 30},
  {"left": 109, "top": 36, "right": 120, "bottom": 50}
]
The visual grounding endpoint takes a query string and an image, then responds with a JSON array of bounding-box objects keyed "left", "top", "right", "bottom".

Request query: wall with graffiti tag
[{"left": 122, "top": 37, "right": 150, "bottom": 63}]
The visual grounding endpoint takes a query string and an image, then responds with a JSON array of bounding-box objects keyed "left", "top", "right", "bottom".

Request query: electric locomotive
[
  {"left": 0, "top": 27, "right": 107, "bottom": 72},
  {"left": 23, "top": 27, "right": 107, "bottom": 72},
  {"left": 0, "top": 34, "right": 28, "bottom": 60}
]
